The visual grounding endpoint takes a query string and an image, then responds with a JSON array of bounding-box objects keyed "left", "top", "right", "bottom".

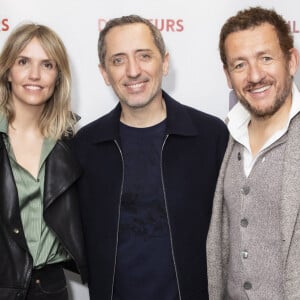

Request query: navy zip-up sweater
[{"left": 72, "top": 91, "right": 228, "bottom": 300}]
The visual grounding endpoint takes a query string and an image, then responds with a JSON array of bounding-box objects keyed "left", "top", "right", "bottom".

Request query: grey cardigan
[{"left": 207, "top": 112, "right": 300, "bottom": 299}]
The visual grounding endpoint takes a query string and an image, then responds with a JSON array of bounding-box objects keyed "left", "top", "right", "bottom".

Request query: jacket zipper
[
  {"left": 110, "top": 140, "right": 125, "bottom": 300},
  {"left": 110, "top": 137, "right": 182, "bottom": 299},
  {"left": 160, "top": 134, "right": 182, "bottom": 300}
]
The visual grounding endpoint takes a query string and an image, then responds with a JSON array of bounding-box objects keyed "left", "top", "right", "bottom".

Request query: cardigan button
[
  {"left": 241, "top": 250, "right": 248, "bottom": 259},
  {"left": 241, "top": 218, "right": 248, "bottom": 227},
  {"left": 238, "top": 152, "right": 242, "bottom": 160},
  {"left": 243, "top": 281, "right": 252, "bottom": 290},
  {"left": 241, "top": 186, "right": 250, "bottom": 195}
]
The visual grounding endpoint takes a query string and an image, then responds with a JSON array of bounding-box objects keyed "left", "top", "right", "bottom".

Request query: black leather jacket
[{"left": 0, "top": 134, "right": 87, "bottom": 300}]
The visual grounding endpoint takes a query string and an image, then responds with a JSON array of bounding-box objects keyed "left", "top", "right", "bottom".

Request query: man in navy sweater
[{"left": 73, "top": 14, "right": 228, "bottom": 300}]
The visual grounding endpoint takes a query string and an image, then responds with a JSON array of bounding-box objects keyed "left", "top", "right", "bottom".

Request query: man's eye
[
  {"left": 112, "top": 57, "right": 124, "bottom": 65},
  {"left": 262, "top": 56, "right": 273, "bottom": 64},
  {"left": 234, "top": 62, "right": 245, "bottom": 70},
  {"left": 140, "top": 53, "right": 151, "bottom": 61},
  {"left": 230, "top": 61, "right": 246, "bottom": 72}
]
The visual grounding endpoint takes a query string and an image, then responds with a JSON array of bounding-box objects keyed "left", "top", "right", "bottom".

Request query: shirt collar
[
  {"left": 0, "top": 113, "right": 8, "bottom": 134},
  {"left": 227, "top": 82, "right": 300, "bottom": 147},
  {"left": 0, "top": 112, "right": 56, "bottom": 167}
]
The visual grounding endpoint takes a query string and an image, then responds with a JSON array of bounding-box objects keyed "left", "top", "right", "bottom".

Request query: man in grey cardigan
[{"left": 207, "top": 6, "right": 300, "bottom": 299}]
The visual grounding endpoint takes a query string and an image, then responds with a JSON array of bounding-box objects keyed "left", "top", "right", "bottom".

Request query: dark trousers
[{"left": 26, "top": 263, "right": 68, "bottom": 300}]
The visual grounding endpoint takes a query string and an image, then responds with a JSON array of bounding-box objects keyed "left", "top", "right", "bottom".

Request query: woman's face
[{"left": 8, "top": 37, "right": 58, "bottom": 111}]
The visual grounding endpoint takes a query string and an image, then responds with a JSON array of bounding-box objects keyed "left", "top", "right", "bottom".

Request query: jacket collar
[
  {"left": 0, "top": 135, "right": 28, "bottom": 251},
  {"left": 0, "top": 136, "right": 81, "bottom": 251},
  {"left": 43, "top": 140, "right": 81, "bottom": 210},
  {"left": 91, "top": 90, "right": 198, "bottom": 144}
]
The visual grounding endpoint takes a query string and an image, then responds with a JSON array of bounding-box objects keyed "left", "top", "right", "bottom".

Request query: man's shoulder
[
  {"left": 185, "top": 103, "right": 225, "bottom": 124},
  {"left": 163, "top": 91, "right": 227, "bottom": 139},
  {"left": 76, "top": 106, "right": 119, "bottom": 138},
  {"left": 171, "top": 98, "right": 227, "bottom": 131},
  {"left": 79, "top": 114, "right": 108, "bottom": 133},
  {"left": 164, "top": 91, "right": 226, "bottom": 128}
]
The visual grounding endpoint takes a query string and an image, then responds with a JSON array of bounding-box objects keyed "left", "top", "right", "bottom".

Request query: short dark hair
[
  {"left": 98, "top": 15, "right": 166, "bottom": 68},
  {"left": 219, "top": 6, "right": 293, "bottom": 68}
]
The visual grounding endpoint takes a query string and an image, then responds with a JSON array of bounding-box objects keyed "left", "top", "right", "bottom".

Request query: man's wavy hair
[{"left": 219, "top": 6, "right": 294, "bottom": 68}]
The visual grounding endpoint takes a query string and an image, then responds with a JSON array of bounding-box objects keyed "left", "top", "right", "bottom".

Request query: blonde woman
[{"left": 0, "top": 23, "right": 87, "bottom": 300}]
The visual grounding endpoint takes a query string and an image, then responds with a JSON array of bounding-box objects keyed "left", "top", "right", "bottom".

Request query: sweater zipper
[
  {"left": 160, "top": 134, "right": 182, "bottom": 300},
  {"left": 110, "top": 140, "right": 124, "bottom": 300}
]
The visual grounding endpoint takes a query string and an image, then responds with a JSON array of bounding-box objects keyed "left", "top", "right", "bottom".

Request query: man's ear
[
  {"left": 288, "top": 48, "right": 299, "bottom": 77},
  {"left": 98, "top": 64, "right": 111, "bottom": 86},
  {"left": 162, "top": 52, "right": 169, "bottom": 76},
  {"left": 224, "top": 66, "right": 233, "bottom": 89}
]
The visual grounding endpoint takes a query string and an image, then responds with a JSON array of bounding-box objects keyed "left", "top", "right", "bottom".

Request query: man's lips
[
  {"left": 248, "top": 84, "right": 272, "bottom": 94},
  {"left": 125, "top": 82, "right": 145, "bottom": 89}
]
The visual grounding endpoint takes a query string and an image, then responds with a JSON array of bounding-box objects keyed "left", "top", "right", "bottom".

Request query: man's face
[
  {"left": 224, "top": 23, "right": 298, "bottom": 119},
  {"left": 99, "top": 23, "right": 169, "bottom": 111}
]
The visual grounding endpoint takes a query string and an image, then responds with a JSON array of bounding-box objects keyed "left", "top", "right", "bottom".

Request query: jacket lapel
[
  {"left": 280, "top": 114, "right": 300, "bottom": 262},
  {"left": 207, "top": 137, "right": 235, "bottom": 297},
  {"left": 0, "top": 136, "right": 28, "bottom": 251},
  {"left": 43, "top": 140, "right": 81, "bottom": 210}
]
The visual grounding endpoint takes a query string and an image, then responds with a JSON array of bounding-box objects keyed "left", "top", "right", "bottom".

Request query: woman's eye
[
  {"left": 17, "top": 58, "right": 28, "bottom": 65},
  {"left": 43, "top": 62, "right": 54, "bottom": 69}
]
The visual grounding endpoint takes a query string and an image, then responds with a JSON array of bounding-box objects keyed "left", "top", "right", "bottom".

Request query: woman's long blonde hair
[{"left": 0, "top": 23, "right": 75, "bottom": 139}]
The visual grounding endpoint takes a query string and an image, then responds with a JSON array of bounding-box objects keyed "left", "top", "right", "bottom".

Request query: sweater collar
[{"left": 92, "top": 90, "right": 198, "bottom": 144}]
